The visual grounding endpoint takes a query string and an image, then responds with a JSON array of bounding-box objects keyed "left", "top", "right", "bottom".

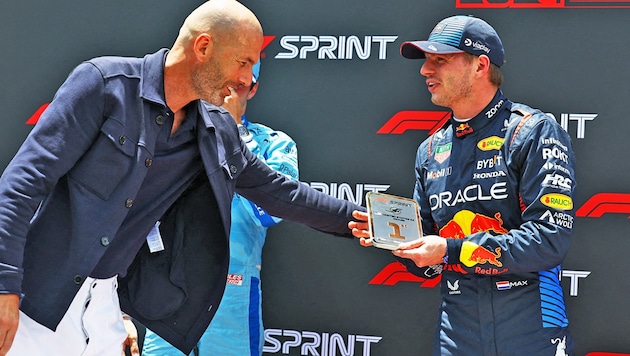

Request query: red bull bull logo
[
  {"left": 461, "top": 241, "right": 503, "bottom": 268},
  {"left": 439, "top": 210, "right": 508, "bottom": 238},
  {"left": 439, "top": 210, "right": 507, "bottom": 268},
  {"left": 455, "top": 123, "right": 473, "bottom": 137}
]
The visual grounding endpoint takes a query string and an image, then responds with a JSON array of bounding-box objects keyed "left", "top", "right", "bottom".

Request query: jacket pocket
[{"left": 68, "top": 117, "right": 136, "bottom": 200}]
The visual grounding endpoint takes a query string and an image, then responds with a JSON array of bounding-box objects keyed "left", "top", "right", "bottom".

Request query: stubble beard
[
  {"left": 430, "top": 72, "right": 474, "bottom": 110},
  {"left": 192, "top": 60, "right": 226, "bottom": 106}
]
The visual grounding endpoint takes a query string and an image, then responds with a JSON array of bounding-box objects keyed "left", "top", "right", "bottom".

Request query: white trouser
[{"left": 8, "top": 276, "right": 127, "bottom": 356}]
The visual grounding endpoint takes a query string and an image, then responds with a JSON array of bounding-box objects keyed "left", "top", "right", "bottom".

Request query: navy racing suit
[{"left": 404, "top": 90, "right": 576, "bottom": 356}]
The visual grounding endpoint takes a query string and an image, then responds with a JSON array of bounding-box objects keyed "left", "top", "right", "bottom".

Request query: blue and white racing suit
[
  {"left": 142, "top": 116, "right": 298, "bottom": 356},
  {"left": 402, "top": 90, "right": 576, "bottom": 356}
]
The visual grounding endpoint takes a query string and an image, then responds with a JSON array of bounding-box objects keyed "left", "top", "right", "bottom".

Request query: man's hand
[
  {"left": 122, "top": 316, "right": 139, "bottom": 356},
  {"left": 348, "top": 210, "right": 373, "bottom": 247},
  {"left": 392, "top": 235, "right": 447, "bottom": 268},
  {"left": 223, "top": 86, "right": 245, "bottom": 122},
  {"left": 0, "top": 294, "right": 20, "bottom": 356},
  {"left": 350, "top": 210, "right": 448, "bottom": 268}
]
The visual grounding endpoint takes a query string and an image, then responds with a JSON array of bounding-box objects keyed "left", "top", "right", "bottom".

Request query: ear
[
  {"left": 193, "top": 33, "right": 214, "bottom": 61},
  {"left": 247, "top": 82, "right": 259, "bottom": 100},
  {"left": 475, "top": 55, "right": 491, "bottom": 78}
]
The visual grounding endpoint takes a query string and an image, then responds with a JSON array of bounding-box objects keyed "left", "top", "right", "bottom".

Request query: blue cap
[
  {"left": 400, "top": 15, "right": 505, "bottom": 67},
  {"left": 252, "top": 61, "right": 260, "bottom": 83}
]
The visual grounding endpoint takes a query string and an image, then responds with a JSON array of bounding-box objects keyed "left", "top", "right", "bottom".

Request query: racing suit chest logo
[
  {"left": 429, "top": 181, "right": 508, "bottom": 210},
  {"left": 477, "top": 136, "right": 504, "bottom": 151}
]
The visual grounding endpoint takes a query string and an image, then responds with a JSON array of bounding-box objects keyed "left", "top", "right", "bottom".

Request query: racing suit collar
[
  {"left": 451, "top": 90, "right": 509, "bottom": 138},
  {"left": 241, "top": 115, "right": 250, "bottom": 128}
]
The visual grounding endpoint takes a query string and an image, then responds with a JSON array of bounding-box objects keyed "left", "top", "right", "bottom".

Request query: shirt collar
[
  {"left": 451, "top": 89, "right": 510, "bottom": 138},
  {"left": 139, "top": 48, "right": 170, "bottom": 107}
]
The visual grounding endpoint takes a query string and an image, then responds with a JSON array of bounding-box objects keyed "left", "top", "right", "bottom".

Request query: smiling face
[
  {"left": 192, "top": 30, "right": 261, "bottom": 106},
  {"left": 420, "top": 52, "right": 477, "bottom": 110}
]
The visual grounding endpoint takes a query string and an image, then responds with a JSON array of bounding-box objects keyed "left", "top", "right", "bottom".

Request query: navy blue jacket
[{"left": 0, "top": 49, "right": 361, "bottom": 354}]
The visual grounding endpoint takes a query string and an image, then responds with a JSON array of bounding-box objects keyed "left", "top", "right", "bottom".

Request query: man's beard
[{"left": 192, "top": 60, "right": 226, "bottom": 105}]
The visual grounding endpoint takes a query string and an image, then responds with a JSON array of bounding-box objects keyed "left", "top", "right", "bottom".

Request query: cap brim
[{"left": 400, "top": 41, "right": 465, "bottom": 59}]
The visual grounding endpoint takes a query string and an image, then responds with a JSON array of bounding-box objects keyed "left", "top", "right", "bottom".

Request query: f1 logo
[
  {"left": 576, "top": 193, "right": 630, "bottom": 218},
  {"left": 377, "top": 111, "right": 450, "bottom": 135},
  {"left": 369, "top": 262, "right": 441, "bottom": 288},
  {"left": 260, "top": 35, "right": 276, "bottom": 58}
]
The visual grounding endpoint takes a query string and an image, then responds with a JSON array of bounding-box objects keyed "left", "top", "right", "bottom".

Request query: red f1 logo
[
  {"left": 576, "top": 193, "right": 630, "bottom": 218},
  {"left": 369, "top": 262, "right": 441, "bottom": 288},
  {"left": 377, "top": 111, "right": 450, "bottom": 135},
  {"left": 261, "top": 35, "right": 276, "bottom": 58}
]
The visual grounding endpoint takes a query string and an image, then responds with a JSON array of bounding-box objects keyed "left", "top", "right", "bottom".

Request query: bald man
[{"left": 0, "top": 1, "right": 362, "bottom": 355}]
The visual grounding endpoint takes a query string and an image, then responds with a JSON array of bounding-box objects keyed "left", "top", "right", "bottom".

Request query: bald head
[
  {"left": 164, "top": 0, "right": 263, "bottom": 113},
  {"left": 175, "top": 0, "right": 262, "bottom": 47}
]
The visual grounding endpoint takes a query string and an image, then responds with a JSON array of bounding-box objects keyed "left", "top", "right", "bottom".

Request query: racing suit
[
  {"left": 404, "top": 90, "right": 576, "bottom": 355},
  {"left": 142, "top": 116, "right": 299, "bottom": 356}
]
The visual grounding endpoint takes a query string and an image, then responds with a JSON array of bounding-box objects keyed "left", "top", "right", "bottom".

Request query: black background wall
[{"left": 2, "top": 1, "right": 629, "bottom": 355}]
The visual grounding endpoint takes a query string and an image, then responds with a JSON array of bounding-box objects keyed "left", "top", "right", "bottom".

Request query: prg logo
[{"left": 455, "top": 0, "right": 630, "bottom": 8}]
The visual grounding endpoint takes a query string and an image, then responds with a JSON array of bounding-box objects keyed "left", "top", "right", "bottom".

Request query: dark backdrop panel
[{"left": 1, "top": 1, "right": 629, "bottom": 355}]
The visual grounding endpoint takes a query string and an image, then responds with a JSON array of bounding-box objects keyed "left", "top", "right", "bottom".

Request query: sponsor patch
[
  {"left": 477, "top": 136, "right": 505, "bottom": 151},
  {"left": 540, "top": 193, "right": 573, "bottom": 210},
  {"left": 226, "top": 274, "right": 243, "bottom": 286},
  {"left": 434, "top": 143, "right": 452, "bottom": 163}
]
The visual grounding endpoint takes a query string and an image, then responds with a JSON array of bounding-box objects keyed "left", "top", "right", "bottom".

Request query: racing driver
[{"left": 350, "top": 15, "right": 576, "bottom": 356}]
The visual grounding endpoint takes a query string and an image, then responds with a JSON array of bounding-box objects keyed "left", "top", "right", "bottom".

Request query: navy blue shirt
[{"left": 91, "top": 103, "right": 203, "bottom": 278}]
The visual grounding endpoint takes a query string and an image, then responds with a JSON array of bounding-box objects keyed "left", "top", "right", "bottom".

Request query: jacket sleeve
[
  {"left": 234, "top": 139, "right": 362, "bottom": 238},
  {"left": 447, "top": 112, "right": 576, "bottom": 274},
  {"left": 0, "top": 62, "right": 106, "bottom": 294}
]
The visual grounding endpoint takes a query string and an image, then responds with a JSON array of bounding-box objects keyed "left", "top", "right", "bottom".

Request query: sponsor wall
[{"left": 2, "top": 0, "right": 629, "bottom": 355}]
